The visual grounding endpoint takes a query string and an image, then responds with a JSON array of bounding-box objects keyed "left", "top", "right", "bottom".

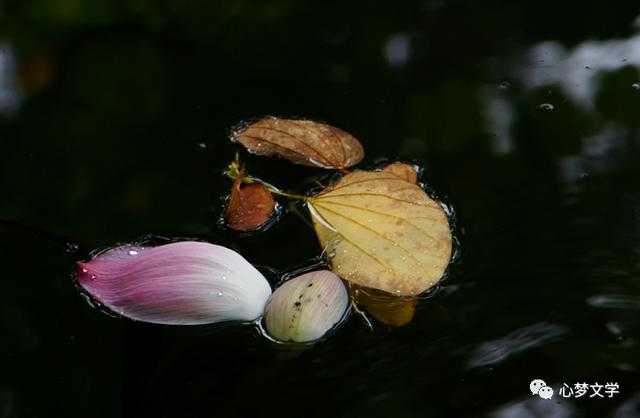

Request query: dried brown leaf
[
  {"left": 226, "top": 182, "right": 276, "bottom": 232},
  {"left": 233, "top": 117, "right": 364, "bottom": 170}
]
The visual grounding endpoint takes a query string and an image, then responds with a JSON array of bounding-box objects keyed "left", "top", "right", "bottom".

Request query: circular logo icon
[
  {"left": 530, "top": 379, "right": 546, "bottom": 395},
  {"left": 538, "top": 386, "right": 554, "bottom": 399}
]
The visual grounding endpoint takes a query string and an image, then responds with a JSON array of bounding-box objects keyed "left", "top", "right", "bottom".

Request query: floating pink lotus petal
[{"left": 76, "top": 241, "right": 272, "bottom": 325}]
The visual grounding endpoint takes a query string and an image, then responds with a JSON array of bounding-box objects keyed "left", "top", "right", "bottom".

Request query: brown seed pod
[{"left": 226, "top": 179, "right": 276, "bottom": 232}]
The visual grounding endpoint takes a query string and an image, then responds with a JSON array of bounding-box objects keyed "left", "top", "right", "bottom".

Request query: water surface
[{"left": 1, "top": 1, "right": 639, "bottom": 417}]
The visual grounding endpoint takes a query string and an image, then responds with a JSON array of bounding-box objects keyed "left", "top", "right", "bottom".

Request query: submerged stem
[
  {"left": 0, "top": 219, "right": 89, "bottom": 258},
  {"left": 288, "top": 201, "right": 314, "bottom": 230}
]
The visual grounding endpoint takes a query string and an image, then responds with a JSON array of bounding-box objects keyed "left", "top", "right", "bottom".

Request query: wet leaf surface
[
  {"left": 381, "top": 162, "right": 418, "bottom": 183},
  {"left": 349, "top": 285, "right": 418, "bottom": 327},
  {"left": 226, "top": 180, "right": 276, "bottom": 232},
  {"left": 232, "top": 117, "right": 364, "bottom": 170},
  {"left": 308, "top": 170, "right": 452, "bottom": 296}
]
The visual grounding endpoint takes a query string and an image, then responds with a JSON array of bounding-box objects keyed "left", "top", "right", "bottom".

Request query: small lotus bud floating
[
  {"left": 264, "top": 270, "right": 349, "bottom": 343},
  {"left": 76, "top": 241, "right": 272, "bottom": 325},
  {"left": 225, "top": 165, "right": 276, "bottom": 232},
  {"left": 226, "top": 182, "right": 275, "bottom": 231}
]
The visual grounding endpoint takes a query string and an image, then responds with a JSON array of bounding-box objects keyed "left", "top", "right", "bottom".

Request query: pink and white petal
[{"left": 77, "top": 241, "right": 271, "bottom": 325}]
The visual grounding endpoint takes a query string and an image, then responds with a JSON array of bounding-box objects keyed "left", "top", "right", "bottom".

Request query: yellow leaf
[
  {"left": 381, "top": 162, "right": 418, "bottom": 183},
  {"left": 349, "top": 285, "right": 418, "bottom": 327},
  {"left": 308, "top": 170, "right": 452, "bottom": 296}
]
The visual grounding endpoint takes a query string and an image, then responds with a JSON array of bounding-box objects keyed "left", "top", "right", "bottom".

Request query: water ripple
[
  {"left": 587, "top": 294, "right": 640, "bottom": 309},
  {"left": 467, "top": 322, "right": 567, "bottom": 368}
]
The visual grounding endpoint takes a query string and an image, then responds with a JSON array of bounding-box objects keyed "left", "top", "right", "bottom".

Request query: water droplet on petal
[
  {"left": 128, "top": 250, "right": 138, "bottom": 256},
  {"left": 538, "top": 103, "right": 555, "bottom": 112},
  {"left": 632, "top": 83, "right": 640, "bottom": 91},
  {"left": 499, "top": 81, "right": 510, "bottom": 89},
  {"left": 217, "top": 292, "right": 224, "bottom": 296}
]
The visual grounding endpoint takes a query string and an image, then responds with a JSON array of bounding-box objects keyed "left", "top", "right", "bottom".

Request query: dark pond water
[{"left": 1, "top": 1, "right": 640, "bottom": 417}]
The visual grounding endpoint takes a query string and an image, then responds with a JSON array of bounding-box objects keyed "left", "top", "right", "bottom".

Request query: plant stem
[
  {"left": 266, "top": 186, "right": 306, "bottom": 200},
  {"left": 225, "top": 161, "right": 307, "bottom": 201}
]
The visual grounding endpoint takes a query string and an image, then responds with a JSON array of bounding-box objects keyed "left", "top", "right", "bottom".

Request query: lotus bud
[
  {"left": 75, "top": 241, "right": 272, "bottom": 325},
  {"left": 264, "top": 270, "right": 349, "bottom": 343}
]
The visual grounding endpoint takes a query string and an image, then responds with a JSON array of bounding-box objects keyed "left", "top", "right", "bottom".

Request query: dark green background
[{"left": 1, "top": 1, "right": 639, "bottom": 417}]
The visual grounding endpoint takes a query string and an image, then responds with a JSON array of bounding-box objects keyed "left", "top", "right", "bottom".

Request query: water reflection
[
  {"left": 490, "top": 396, "right": 576, "bottom": 418},
  {"left": 516, "top": 34, "right": 640, "bottom": 109},
  {"left": 482, "top": 89, "right": 515, "bottom": 155},
  {"left": 383, "top": 33, "right": 411, "bottom": 68},
  {"left": 482, "top": 24, "right": 640, "bottom": 195},
  {"left": 633, "top": 14, "right": 640, "bottom": 31},
  {"left": 0, "top": 42, "right": 22, "bottom": 116},
  {"left": 587, "top": 294, "right": 640, "bottom": 309},
  {"left": 467, "top": 322, "right": 566, "bottom": 368},
  {"left": 1, "top": 3, "right": 639, "bottom": 417},
  {"left": 613, "top": 392, "right": 640, "bottom": 418}
]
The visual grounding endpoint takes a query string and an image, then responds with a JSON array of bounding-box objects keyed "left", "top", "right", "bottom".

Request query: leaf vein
[
  {"left": 315, "top": 204, "right": 428, "bottom": 269},
  {"left": 314, "top": 199, "right": 444, "bottom": 246},
  {"left": 289, "top": 120, "right": 342, "bottom": 167},
  {"left": 317, "top": 191, "right": 440, "bottom": 209},
  {"left": 320, "top": 175, "right": 411, "bottom": 195},
  {"left": 244, "top": 126, "right": 333, "bottom": 166}
]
